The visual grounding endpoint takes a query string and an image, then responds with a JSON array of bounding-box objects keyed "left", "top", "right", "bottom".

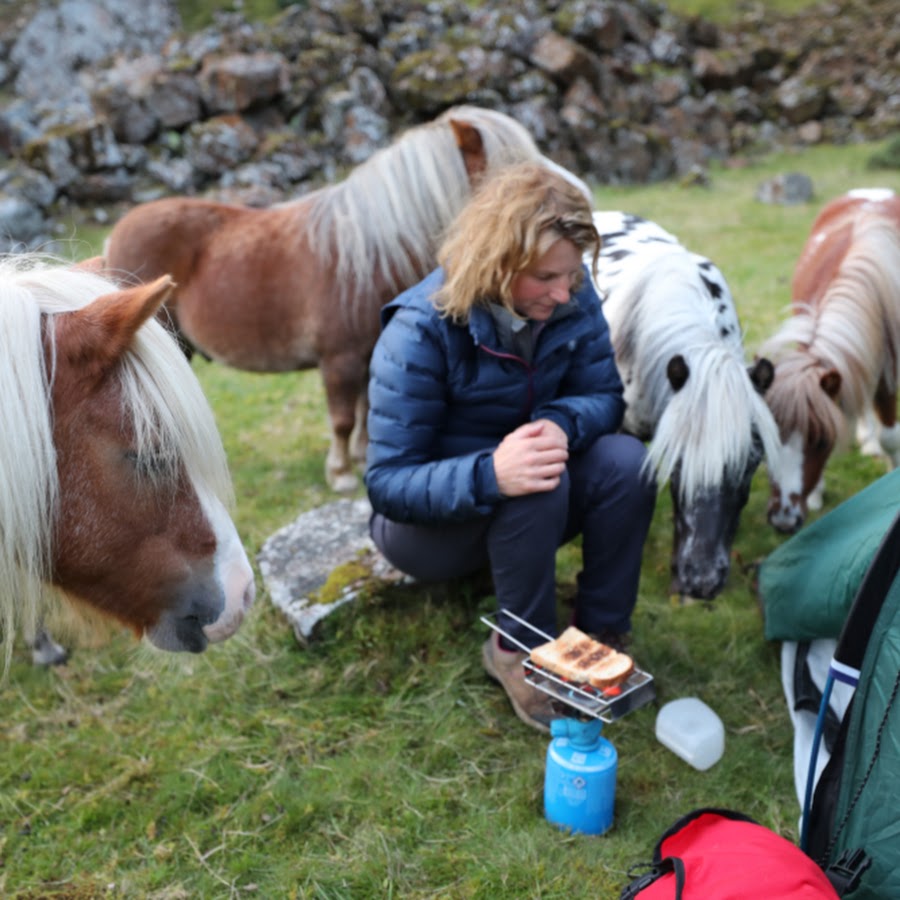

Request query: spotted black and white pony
[{"left": 590, "top": 212, "right": 780, "bottom": 600}]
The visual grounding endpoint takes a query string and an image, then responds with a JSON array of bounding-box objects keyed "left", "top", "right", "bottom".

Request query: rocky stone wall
[{"left": 0, "top": 0, "right": 896, "bottom": 251}]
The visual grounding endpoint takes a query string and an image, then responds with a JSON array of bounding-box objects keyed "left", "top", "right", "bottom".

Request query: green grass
[
  {"left": 665, "top": 0, "right": 818, "bottom": 21},
  {"left": 2, "top": 138, "right": 900, "bottom": 899},
  {"left": 172, "top": 0, "right": 824, "bottom": 31},
  {"left": 174, "top": 0, "right": 286, "bottom": 32}
]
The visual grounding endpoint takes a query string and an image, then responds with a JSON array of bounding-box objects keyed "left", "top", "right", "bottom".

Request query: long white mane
[
  {"left": 0, "top": 254, "right": 233, "bottom": 670},
  {"left": 761, "top": 212, "right": 900, "bottom": 430},
  {"left": 304, "top": 105, "right": 548, "bottom": 312},
  {"left": 600, "top": 244, "right": 781, "bottom": 501}
]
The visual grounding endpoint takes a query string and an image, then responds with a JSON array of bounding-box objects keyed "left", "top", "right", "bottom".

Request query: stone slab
[{"left": 257, "top": 498, "right": 406, "bottom": 644}]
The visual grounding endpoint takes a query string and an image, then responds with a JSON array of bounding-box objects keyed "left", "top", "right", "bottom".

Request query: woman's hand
[{"left": 493, "top": 419, "right": 569, "bottom": 496}]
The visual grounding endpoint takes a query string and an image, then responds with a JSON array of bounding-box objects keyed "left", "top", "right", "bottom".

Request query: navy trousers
[{"left": 369, "top": 432, "right": 657, "bottom": 649}]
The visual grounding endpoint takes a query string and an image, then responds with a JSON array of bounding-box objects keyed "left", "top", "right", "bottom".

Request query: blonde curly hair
[{"left": 434, "top": 162, "right": 599, "bottom": 322}]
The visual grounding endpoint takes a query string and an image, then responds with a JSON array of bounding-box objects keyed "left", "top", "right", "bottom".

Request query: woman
[{"left": 365, "top": 162, "right": 656, "bottom": 733}]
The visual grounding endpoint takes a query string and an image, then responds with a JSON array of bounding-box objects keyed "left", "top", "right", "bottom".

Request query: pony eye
[{"left": 125, "top": 448, "right": 174, "bottom": 478}]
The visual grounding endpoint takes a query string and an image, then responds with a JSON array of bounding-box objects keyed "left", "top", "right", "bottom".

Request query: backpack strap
[{"left": 619, "top": 856, "right": 686, "bottom": 899}]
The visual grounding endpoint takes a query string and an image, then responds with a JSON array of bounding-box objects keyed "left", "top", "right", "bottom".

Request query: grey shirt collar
[{"left": 487, "top": 302, "right": 574, "bottom": 362}]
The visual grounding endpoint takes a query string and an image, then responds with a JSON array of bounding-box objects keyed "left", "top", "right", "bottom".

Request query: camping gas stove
[{"left": 482, "top": 610, "right": 656, "bottom": 722}]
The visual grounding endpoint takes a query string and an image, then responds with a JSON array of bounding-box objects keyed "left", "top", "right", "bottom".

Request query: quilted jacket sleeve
[
  {"left": 533, "top": 278, "right": 624, "bottom": 450},
  {"left": 365, "top": 302, "right": 501, "bottom": 524}
]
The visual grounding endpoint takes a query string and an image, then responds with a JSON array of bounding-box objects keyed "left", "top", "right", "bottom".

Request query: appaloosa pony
[
  {"left": 761, "top": 188, "right": 900, "bottom": 533},
  {"left": 0, "top": 254, "right": 255, "bottom": 671},
  {"left": 591, "top": 212, "right": 780, "bottom": 600},
  {"left": 104, "top": 106, "right": 589, "bottom": 492}
]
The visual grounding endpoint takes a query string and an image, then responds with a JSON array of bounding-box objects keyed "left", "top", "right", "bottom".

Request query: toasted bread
[{"left": 530, "top": 626, "right": 634, "bottom": 689}]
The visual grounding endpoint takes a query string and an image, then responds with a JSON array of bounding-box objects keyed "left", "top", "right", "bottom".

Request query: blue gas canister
[{"left": 544, "top": 717, "right": 617, "bottom": 836}]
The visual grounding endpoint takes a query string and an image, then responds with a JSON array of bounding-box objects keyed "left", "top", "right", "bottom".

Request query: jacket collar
[{"left": 471, "top": 298, "right": 578, "bottom": 358}]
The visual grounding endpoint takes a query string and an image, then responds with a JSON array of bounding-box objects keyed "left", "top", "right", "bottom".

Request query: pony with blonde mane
[
  {"left": 105, "top": 106, "right": 588, "bottom": 492},
  {"left": 591, "top": 212, "right": 779, "bottom": 600},
  {"left": 762, "top": 189, "right": 900, "bottom": 533},
  {"left": 0, "top": 254, "right": 255, "bottom": 671}
]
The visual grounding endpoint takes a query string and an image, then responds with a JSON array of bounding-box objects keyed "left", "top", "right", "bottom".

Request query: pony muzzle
[
  {"left": 767, "top": 494, "right": 806, "bottom": 534},
  {"left": 146, "top": 513, "right": 256, "bottom": 652},
  {"left": 672, "top": 552, "right": 730, "bottom": 601}
]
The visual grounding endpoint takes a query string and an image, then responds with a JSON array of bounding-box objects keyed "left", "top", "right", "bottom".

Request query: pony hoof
[{"left": 328, "top": 471, "right": 359, "bottom": 494}]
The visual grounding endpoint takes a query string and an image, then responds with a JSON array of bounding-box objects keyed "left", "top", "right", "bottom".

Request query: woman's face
[{"left": 510, "top": 238, "right": 582, "bottom": 321}]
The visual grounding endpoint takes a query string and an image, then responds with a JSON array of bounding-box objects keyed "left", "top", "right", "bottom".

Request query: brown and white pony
[
  {"left": 0, "top": 254, "right": 255, "bottom": 671},
  {"left": 104, "top": 106, "right": 590, "bottom": 492},
  {"left": 761, "top": 188, "right": 900, "bottom": 533}
]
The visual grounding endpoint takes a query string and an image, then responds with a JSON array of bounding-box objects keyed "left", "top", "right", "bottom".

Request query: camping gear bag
[
  {"left": 802, "top": 510, "right": 900, "bottom": 898},
  {"left": 618, "top": 808, "right": 866, "bottom": 899},
  {"left": 759, "top": 467, "right": 900, "bottom": 643},
  {"left": 761, "top": 478, "right": 900, "bottom": 899}
]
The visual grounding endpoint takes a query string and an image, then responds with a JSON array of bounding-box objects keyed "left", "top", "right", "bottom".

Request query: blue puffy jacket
[{"left": 365, "top": 266, "right": 624, "bottom": 524}]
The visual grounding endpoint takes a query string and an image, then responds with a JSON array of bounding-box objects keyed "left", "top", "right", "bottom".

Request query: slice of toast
[{"left": 530, "top": 626, "right": 634, "bottom": 689}]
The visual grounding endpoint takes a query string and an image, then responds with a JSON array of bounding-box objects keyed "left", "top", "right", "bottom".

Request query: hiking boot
[{"left": 482, "top": 632, "right": 563, "bottom": 734}]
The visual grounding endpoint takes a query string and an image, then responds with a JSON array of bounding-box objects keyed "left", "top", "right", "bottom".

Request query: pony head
[
  {"left": 763, "top": 196, "right": 900, "bottom": 533},
  {"left": 763, "top": 354, "right": 844, "bottom": 533},
  {"left": 592, "top": 225, "right": 781, "bottom": 601},
  {"left": 307, "top": 103, "right": 592, "bottom": 320},
  {"left": 0, "top": 255, "right": 255, "bottom": 669},
  {"left": 664, "top": 354, "right": 776, "bottom": 598},
  {"left": 442, "top": 105, "right": 592, "bottom": 201}
]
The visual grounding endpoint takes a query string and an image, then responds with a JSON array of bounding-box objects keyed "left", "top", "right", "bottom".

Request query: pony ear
[
  {"left": 749, "top": 356, "right": 775, "bottom": 394},
  {"left": 448, "top": 117, "right": 487, "bottom": 179},
  {"left": 666, "top": 354, "right": 690, "bottom": 392},
  {"left": 820, "top": 368, "right": 842, "bottom": 399},
  {"left": 60, "top": 275, "right": 176, "bottom": 374}
]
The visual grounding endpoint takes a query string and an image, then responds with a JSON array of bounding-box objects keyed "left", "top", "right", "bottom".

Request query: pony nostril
[
  {"left": 676, "top": 555, "right": 729, "bottom": 599},
  {"left": 769, "top": 508, "right": 803, "bottom": 534}
]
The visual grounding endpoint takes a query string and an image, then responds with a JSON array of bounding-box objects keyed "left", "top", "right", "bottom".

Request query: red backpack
[{"left": 618, "top": 808, "right": 867, "bottom": 899}]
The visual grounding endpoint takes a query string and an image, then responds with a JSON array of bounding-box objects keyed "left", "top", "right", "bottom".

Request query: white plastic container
[{"left": 655, "top": 697, "right": 724, "bottom": 771}]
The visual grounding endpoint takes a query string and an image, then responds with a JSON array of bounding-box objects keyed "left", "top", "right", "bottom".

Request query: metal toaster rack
[{"left": 482, "top": 610, "right": 656, "bottom": 722}]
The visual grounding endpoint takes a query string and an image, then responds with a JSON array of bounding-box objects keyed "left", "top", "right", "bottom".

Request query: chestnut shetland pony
[
  {"left": 104, "top": 105, "right": 588, "bottom": 492},
  {"left": 0, "top": 255, "right": 255, "bottom": 671},
  {"left": 761, "top": 188, "right": 900, "bottom": 533},
  {"left": 591, "top": 211, "right": 780, "bottom": 600}
]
